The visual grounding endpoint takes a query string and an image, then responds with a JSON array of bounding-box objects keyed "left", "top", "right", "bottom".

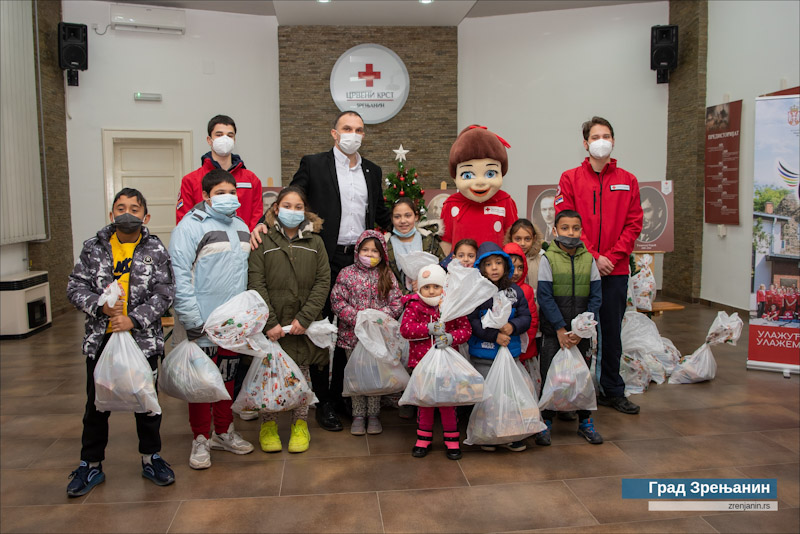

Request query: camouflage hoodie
[{"left": 67, "top": 224, "right": 175, "bottom": 359}]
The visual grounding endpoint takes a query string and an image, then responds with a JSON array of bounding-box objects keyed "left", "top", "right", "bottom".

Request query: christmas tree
[{"left": 383, "top": 144, "right": 428, "bottom": 219}]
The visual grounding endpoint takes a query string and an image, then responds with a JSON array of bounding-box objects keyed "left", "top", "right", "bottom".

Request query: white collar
[{"left": 333, "top": 145, "right": 361, "bottom": 169}]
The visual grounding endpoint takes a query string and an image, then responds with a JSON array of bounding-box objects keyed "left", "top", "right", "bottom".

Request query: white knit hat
[{"left": 417, "top": 264, "right": 447, "bottom": 289}]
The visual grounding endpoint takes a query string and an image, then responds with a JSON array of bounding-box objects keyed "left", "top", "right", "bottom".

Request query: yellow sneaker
[
  {"left": 287, "top": 420, "right": 310, "bottom": 453},
  {"left": 259, "top": 421, "right": 281, "bottom": 453}
]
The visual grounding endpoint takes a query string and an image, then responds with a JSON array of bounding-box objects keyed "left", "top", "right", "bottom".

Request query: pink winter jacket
[
  {"left": 400, "top": 294, "right": 472, "bottom": 369},
  {"left": 330, "top": 230, "right": 403, "bottom": 350}
]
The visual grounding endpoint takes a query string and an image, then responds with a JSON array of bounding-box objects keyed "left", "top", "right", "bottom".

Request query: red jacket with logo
[
  {"left": 441, "top": 190, "right": 517, "bottom": 247},
  {"left": 176, "top": 152, "right": 263, "bottom": 230},
  {"left": 556, "top": 158, "right": 643, "bottom": 276}
]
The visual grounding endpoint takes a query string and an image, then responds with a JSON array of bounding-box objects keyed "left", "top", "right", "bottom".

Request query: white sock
[{"left": 142, "top": 454, "right": 153, "bottom": 465}]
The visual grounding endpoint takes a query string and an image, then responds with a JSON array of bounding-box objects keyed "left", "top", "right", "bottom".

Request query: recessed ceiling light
[
  {"left": 419, "top": 0, "right": 433, "bottom": 4},
  {"left": 317, "top": 0, "right": 331, "bottom": 3}
]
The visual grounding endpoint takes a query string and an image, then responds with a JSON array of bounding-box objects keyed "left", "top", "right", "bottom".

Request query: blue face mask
[
  {"left": 208, "top": 193, "right": 240, "bottom": 216},
  {"left": 278, "top": 207, "right": 305, "bottom": 229},
  {"left": 392, "top": 226, "right": 417, "bottom": 238}
]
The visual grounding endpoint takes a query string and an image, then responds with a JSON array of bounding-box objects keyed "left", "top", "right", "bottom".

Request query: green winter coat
[
  {"left": 385, "top": 227, "right": 445, "bottom": 293},
  {"left": 248, "top": 210, "right": 330, "bottom": 367}
]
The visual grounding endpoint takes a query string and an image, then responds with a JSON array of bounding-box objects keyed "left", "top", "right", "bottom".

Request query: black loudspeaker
[
  {"left": 651, "top": 25, "right": 678, "bottom": 84},
  {"left": 58, "top": 22, "right": 88, "bottom": 71}
]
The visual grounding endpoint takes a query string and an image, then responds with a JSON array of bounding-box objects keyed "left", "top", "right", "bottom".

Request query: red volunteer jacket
[
  {"left": 756, "top": 289, "right": 766, "bottom": 303},
  {"left": 556, "top": 158, "right": 643, "bottom": 276},
  {"left": 176, "top": 152, "right": 263, "bottom": 231}
]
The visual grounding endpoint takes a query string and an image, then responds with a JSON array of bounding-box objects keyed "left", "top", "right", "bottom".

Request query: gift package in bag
[
  {"left": 481, "top": 293, "right": 512, "bottom": 330},
  {"left": 668, "top": 311, "right": 742, "bottom": 384},
  {"left": 631, "top": 254, "right": 656, "bottom": 311},
  {"left": 641, "top": 352, "right": 666, "bottom": 384},
  {"left": 232, "top": 339, "right": 318, "bottom": 412},
  {"left": 304, "top": 318, "right": 338, "bottom": 349},
  {"left": 517, "top": 360, "right": 539, "bottom": 403},
  {"left": 465, "top": 347, "right": 547, "bottom": 445},
  {"left": 570, "top": 312, "right": 598, "bottom": 339},
  {"left": 342, "top": 310, "right": 409, "bottom": 396},
  {"left": 395, "top": 251, "right": 440, "bottom": 290},
  {"left": 94, "top": 331, "right": 161, "bottom": 414},
  {"left": 203, "top": 290, "right": 270, "bottom": 357},
  {"left": 655, "top": 336, "right": 681, "bottom": 376},
  {"left": 705, "top": 311, "right": 744, "bottom": 346},
  {"left": 523, "top": 357, "right": 543, "bottom": 398},
  {"left": 620, "top": 352, "right": 652, "bottom": 395},
  {"left": 160, "top": 340, "right": 231, "bottom": 403},
  {"left": 538, "top": 346, "right": 597, "bottom": 411},
  {"left": 621, "top": 311, "right": 666, "bottom": 356}
]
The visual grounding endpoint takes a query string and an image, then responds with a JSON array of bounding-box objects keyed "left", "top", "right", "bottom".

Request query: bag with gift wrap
[
  {"left": 621, "top": 311, "right": 666, "bottom": 356},
  {"left": 464, "top": 346, "right": 547, "bottom": 445},
  {"left": 203, "top": 290, "right": 270, "bottom": 357},
  {"left": 655, "top": 336, "right": 681, "bottom": 376},
  {"left": 631, "top": 254, "right": 656, "bottom": 311},
  {"left": 343, "top": 310, "right": 410, "bottom": 396},
  {"left": 400, "top": 264, "right": 497, "bottom": 407},
  {"left": 160, "top": 340, "right": 231, "bottom": 403},
  {"left": 620, "top": 352, "right": 652, "bottom": 395},
  {"left": 395, "top": 250, "right": 440, "bottom": 291},
  {"left": 304, "top": 318, "right": 338, "bottom": 349},
  {"left": 669, "top": 311, "right": 743, "bottom": 384},
  {"left": 538, "top": 346, "right": 597, "bottom": 411}
]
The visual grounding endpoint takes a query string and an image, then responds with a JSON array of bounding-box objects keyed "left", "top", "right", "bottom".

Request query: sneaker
[
  {"left": 598, "top": 395, "right": 640, "bottom": 414},
  {"left": 350, "top": 416, "right": 366, "bottom": 436},
  {"left": 190, "top": 435, "right": 212, "bottom": 469},
  {"left": 499, "top": 441, "right": 527, "bottom": 452},
  {"left": 142, "top": 453, "right": 175, "bottom": 486},
  {"left": 534, "top": 420, "right": 552, "bottom": 447},
  {"left": 398, "top": 405, "right": 415, "bottom": 420},
  {"left": 366, "top": 416, "right": 382, "bottom": 435},
  {"left": 288, "top": 420, "right": 310, "bottom": 453},
  {"left": 558, "top": 410, "right": 577, "bottom": 421},
  {"left": 577, "top": 418, "right": 604, "bottom": 445},
  {"left": 66, "top": 461, "right": 105, "bottom": 497},
  {"left": 210, "top": 423, "right": 254, "bottom": 455},
  {"left": 259, "top": 421, "right": 282, "bottom": 453},
  {"left": 480, "top": 445, "right": 497, "bottom": 452}
]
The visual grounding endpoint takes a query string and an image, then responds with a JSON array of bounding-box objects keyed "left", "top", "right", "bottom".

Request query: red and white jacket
[
  {"left": 399, "top": 294, "right": 472, "bottom": 369},
  {"left": 556, "top": 158, "right": 643, "bottom": 276}
]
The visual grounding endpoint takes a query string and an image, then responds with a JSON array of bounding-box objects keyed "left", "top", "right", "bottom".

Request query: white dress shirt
[{"left": 333, "top": 145, "right": 369, "bottom": 246}]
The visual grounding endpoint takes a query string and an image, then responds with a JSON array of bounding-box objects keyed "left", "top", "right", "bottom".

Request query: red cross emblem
[{"left": 358, "top": 64, "right": 381, "bottom": 87}]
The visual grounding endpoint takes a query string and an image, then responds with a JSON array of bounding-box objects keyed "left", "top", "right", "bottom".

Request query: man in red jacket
[
  {"left": 555, "top": 117, "right": 643, "bottom": 415},
  {"left": 176, "top": 115, "right": 263, "bottom": 230}
]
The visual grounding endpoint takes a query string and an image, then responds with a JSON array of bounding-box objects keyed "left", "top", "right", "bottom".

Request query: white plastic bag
[
  {"left": 304, "top": 318, "right": 338, "bottom": 349},
  {"left": 439, "top": 263, "right": 498, "bottom": 323},
  {"left": 523, "top": 357, "right": 542, "bottom": 398},
  {"left": 160, "top": 340, "right": 231, "bottom": 403},
  {"left": 705, "top": 311, "right": 744, "bottom": 346},
  {"left": 343, "top": 310, "right": 409, "bottom": 396},
  {"left": 203, "top": 290, "right": 270, "bottom": 357},
  {"left": 465, "top": 347, "right": 547, "bottom": 445},
  {"left": 232, "top": 340, "right": 318, "bottom": 412},
  {"left": 641, "top": 352, "right": 666, "bottom": 385},
  {"left": 98, "top": 280, "right": 124, "bottom": 307},
  {"left": 94, "top": 332, "right": 161, "bottom": 414},
  {"left": 517, "top": 360, "right": 539, "bottom": 403},
  {"left": 395, "top": 251, "right": 439, "bottom": 290},
  {"left": 538, "top": 346, "right": 597, "bottom": 411},
  {"left": 621, "top": 311, "right": 666, "bottom": 355},
  {"left": 399, "top": 347, "right": 485, "bottom": 407},
  {"left": 654, "top": 336, "right": 681, "bottom": 376},
  {"left": 668, "top": 343, "right": 717, "bottom": 384},
  {"left": 631, "top": 254, "right": 656, "bottom": 311},
  {"left": 620, "top": 352, "right": 651, "bottom": 395},
  {"left": 481, "top": 293, "right": 512, "bottom": 330},
  {"left": 570, "top": 312, "right": 598, "bottom": 339}
]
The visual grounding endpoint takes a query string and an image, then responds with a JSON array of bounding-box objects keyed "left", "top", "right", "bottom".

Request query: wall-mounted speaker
[
  {"left": 651, "top": 25, "right": 678, "bottom": 84},
  {"left": 58, "top": 22, "right": 87, "bottom": 86}
]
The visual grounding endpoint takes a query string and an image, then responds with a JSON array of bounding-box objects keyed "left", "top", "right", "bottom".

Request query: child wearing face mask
[
  {"left": 467, "top": 242, "right": 532, "bottom": 452},
  {"left": 535, "top": 210, "right": 603, "bottom": 447},
  {"left": 504, "top": 219, "right": 544, "bottom": 290},
  {"left": 330, "top": 230, "right": 403, "bottom": 435},
  {"left": 503, "top": 243, "right": 539, "bottom": 366},
  {"left": 400, "top": 265, "right": 472, "bottom": 459},
  {"left": 385, "top": 198, "right": 445, "bottom": 293}
]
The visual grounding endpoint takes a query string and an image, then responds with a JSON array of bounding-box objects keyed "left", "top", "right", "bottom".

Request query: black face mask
[
  {"left": 554, "top": 235, "right": 582, "bottom": 249},
  {"left": 113, "top": 213, "right": 144, "bottom": 234}
]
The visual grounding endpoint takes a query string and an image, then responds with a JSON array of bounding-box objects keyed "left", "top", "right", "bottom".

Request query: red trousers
[{"left": 188, "top": 348, "right": 239, "bottom": 439}]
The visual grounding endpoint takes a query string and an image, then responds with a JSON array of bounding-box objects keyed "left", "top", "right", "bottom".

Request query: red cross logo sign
[{"left": 358, "top": 64, "right": 381, "bottom": 87}]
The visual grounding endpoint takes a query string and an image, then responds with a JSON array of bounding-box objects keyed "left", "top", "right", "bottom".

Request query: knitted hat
[{"left": 417, "top": 264, "right": 447, "bottom": 289}]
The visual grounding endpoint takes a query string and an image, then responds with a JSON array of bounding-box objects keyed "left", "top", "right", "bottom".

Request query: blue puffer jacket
[
  {"left": 467, "top": 242, "right": 531, "bottom": 359},
  {"left": 169, "top": 201, "right": 250, "bottom": 347}
]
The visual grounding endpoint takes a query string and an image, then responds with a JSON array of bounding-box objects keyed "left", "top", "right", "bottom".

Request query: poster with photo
[
  {"left": 634, "top": 181, "right": 674, "bottom": 252},
  {"left": 261, "top": 186, "right": 282, "bottom": 217},
  {"left": 704, "top": 100, "right": 743, "bottom": 224},
  {"left": 422, "top": 188, "right": 458, "bottom": 236},
  {"left": 526, "top": 185, "right": 558, "bottom": 243},
  {"left": 748, "top": 94, "right": 800, "bottom": 372}
]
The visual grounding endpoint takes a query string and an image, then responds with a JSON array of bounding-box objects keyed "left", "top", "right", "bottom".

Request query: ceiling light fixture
[
  {"left": 419, "top": 0, "right": 433, "bottom": 4},
  {"left": 317, "top": 0, "right": 331, "bottom": 3}
]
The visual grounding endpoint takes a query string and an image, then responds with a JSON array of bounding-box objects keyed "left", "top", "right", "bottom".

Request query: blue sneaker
[
  {"left": 142, "top": 453, "right": 175, "bottom": 486},
  {"left": 577, "top": 418, "right": 604, "bottom": 445},
  {"left": 66, "top": 461, "right": 105, "bottom": 497},
  {"left": 534, "top": 420, "right": 552, "bottom": 446}
]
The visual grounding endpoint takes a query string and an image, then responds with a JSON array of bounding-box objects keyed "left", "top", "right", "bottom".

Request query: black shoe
[
  {"left": 533, "top": 420, "right": 552, "bottom": 446},
  {"left": 558, "top": 410, "right": 577, "bottom": 421},
  {"left": 142, "top": 454, "right": 175, "bottom": 486},
  {"left": 598, "top": 395, "right": 640, "bottom": 414},
  {"left": 445, "top": 448, "right": 462, "bottom": 460},
  {"left": 411, "top": 446, "right": 429, "bottom": 458},
  {"left": 315, "top": 402, "right": 343, "bottom": 431},
  {"left": 66, "top": 461, "right": 105, "bottom": 497}
]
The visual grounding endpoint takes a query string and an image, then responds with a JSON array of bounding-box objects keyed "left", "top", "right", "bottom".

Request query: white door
[{"left": 103, "top": 130, "right": 193, "bottom": 249}]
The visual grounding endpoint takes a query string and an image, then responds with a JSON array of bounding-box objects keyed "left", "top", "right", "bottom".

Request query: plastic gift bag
[
  {"left": 395, "top": 250, "right": 440, "bottom": 290},
  {"left": 641, "top": 352, "right": 666, "bottom": 384},
  {"left": 621, "top": 311, "right": 665, "bottom": 356},
  {"left": 668, "top": 311, "right": 742, "bottom": 384},
  {"left": 570, "top": 312, "right": 598, "bottom": 339},
  {"left": 631, "top": 254, "right": 656, "bottom": 311},
  {"left": 655, "top": 336, "right": 681, "bottom": 375},
  {"left": 232, "top": 339, "right": 318, "bottom": 412},
  {"left": 705, "top": 311, "right": 744, "bottom": 346},
  {"left": 523, "top": 357, "right": 542, "bottom": 398},
  {"left": 465, "top": 347, "right": 547, "bottom": 445},
  {"left": 517, "top": 360, "right": 539, "bottom": 403},
  {"left": 481, "top": 293, "right": 512, "bottom": 330},
  {"left": 94, "top": 331, "right": 161, "bottom": 414},
  {"left": 203, "top": 290, "right": 270, "bottom": 357},
  {"left": 538, "top": 346, "right": 597, "bottom": 411},
  {"left": 343, "top": 310, "right": 409, "bottom": 396},
  {"left": 160, "top": 340, "right": 231, "bottom": 403},
  {"left": 399, "top": 263, "right": 497, "bottom": 407},
  {"left": 98, "top": 280, "right": 124, "bottom": 307},
  {"left": 619, "top": 352, "right": 651, "bottom": 395},
  {"left": 304, "top": 318, "right": 338, "bottom": 349}
]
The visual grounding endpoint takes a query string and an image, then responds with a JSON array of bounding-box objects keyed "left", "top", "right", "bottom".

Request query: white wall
[
  {"left": 0, "top": 243, "right": 28, "bottom": 277},
  {"left": 61, "top": 2, "right": 281, "bottom": 263},
  {"left": 702, "top": 0, "right": 800, "bottom": 310}
]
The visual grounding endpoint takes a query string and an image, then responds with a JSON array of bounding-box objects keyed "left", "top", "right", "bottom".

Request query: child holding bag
[
  {"left": 467, "top": 242, "right": 532, "bottom": 452},
  {"left": 330, "top": 230, "right": 403, "bottom": 435},
  {"left": 247, "top": 186, "right": 330, "bottom": 453},
  {"left": 536, "top": 210, "right": 603, "bottom": 446},
  {"left": 400, "top": 264, "right": 472, "bottom": 459}
]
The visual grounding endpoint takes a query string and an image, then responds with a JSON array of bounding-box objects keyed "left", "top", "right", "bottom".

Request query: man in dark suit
[{"left": 252, "top": 111, "right": 390, "bottom": 431}]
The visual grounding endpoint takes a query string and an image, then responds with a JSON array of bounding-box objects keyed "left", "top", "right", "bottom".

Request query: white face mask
[
  {"left": 420, "top": 295, "right": 441, "bottom": 307},
  {"left": 212, "top": 135, "right": 234, "bottom": 157},
  {"left": 588, "top": 139, "right": 613, "bottom": 159},
  {"left": 337, "top": 132, "right": 362, "bottom": 155}
]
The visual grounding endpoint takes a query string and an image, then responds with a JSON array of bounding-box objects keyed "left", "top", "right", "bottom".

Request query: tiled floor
[{"left": 1, "top": 302, "right": 798, "bottom": 533}]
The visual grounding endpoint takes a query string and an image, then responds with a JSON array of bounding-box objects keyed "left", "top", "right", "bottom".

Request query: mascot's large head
[{"left": 448, "top": 125, "right": 510, "bottom": 204}]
